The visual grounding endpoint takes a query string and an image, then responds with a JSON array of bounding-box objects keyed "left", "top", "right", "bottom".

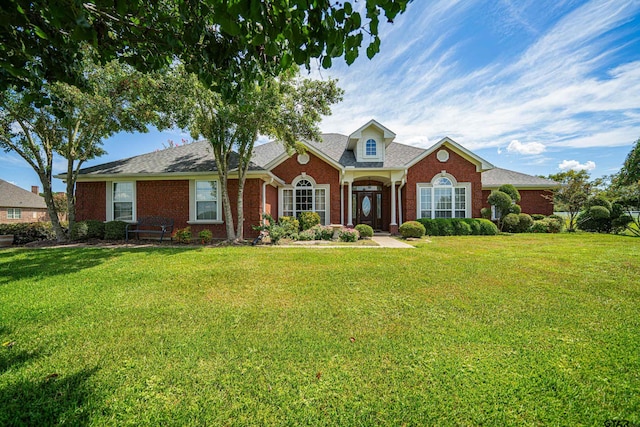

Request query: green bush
[
  {"left": 502, "top": 213, "right": 520, "bottom": 233},
  {"left": 173, "top": 226, "right": 192, "bottom": 243},
  {"left": 547, "top": 217, "right": 564, "bottom": 233},
  {"left": 104, "top": 221, "right": 128, "bottom": 240},
  {"left": 480, "top": 207, "right": 492, "bottom": 220},
  {"left": 298, "top": 211, "right": 321, "bottom": 231},
  {"left": 589, "top": 205, "right": 610, "bottom": 219},
  {"left": 297, "top": 229, "right": 316, "bottom": 241},
  {"left": 530, "top": 220, "right": 549, "bottom": 233},
  {"left": 311, "top": 225, "right": 334, "bottom": 241},
  {"left": 399, "top": 221, "right": 426, "bottom": 238},
  {"left": 509, "top": 204, "right": 522, "bottom": 215},
  {"left": 198, "top": 229, "right": 212, "bottom": 244},
  {"left": 0, "top": 222, "right": 56, "bottom": 244},
  {"left": 278, "top": 216, "right": 299, "bottom": 238},
  {"left": 462, "top": 219, "right": 482, "bottom": 235},
  {"left": 531, "top": 214, "right": 546, "bottom": 221},
  {"left": 517, "top": 213, "right": 534, "bottom": 233},
  {"left": 71, "top": 221, "right": 89, "bottom": 241},
  {"left": 355, "top": 224, "right": 374, "bottom": 239},
  {"left": 478, "top": 219, "right": 499, "bottom": 235},
  {"left": 338, "top": 228, "right": 359, "bottom": 242},
  {"left": 451, "top": 220, "right": 472, "bottom": 236},
  {"left": 498, "top": 184, "right": 521, "bottom": 203}
]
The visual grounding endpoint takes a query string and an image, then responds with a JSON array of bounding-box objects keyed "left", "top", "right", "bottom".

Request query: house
[
  {"left": 71, "top": 120, "right": 557, "bottom": 238},
  {"left": 0, "top": 179, "right": 49, "bottom": 223}
]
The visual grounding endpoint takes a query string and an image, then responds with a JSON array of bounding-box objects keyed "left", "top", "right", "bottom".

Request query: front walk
[{"left": 371, "top": 235, "right": 415, "bottom": 248}]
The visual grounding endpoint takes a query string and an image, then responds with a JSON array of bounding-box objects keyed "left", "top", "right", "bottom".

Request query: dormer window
[{"left": 365, "top": 139, "right": 377, "bottom": 156}]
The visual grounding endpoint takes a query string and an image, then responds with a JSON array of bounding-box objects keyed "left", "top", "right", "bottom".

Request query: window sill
[{"left": 187, "top": 220, "right": 223, "bottom": 225}]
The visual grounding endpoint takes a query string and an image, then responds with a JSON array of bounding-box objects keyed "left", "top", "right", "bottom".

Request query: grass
[{"left": 1, "top": 233, "right": 639, "bottom": 426}]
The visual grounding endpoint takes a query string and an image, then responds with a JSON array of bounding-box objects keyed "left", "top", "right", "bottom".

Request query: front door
[{"left": 357, "top": 192, "right": 375, "bottom": 228}]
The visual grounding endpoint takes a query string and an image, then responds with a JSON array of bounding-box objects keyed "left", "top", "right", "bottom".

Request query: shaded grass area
[{"left": 0, "top": 234, "right": 639, "bottom": 425}]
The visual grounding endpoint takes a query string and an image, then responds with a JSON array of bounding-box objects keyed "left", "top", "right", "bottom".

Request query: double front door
[{"left": 354, "top": 191, "right": 382, "bottom": 230}]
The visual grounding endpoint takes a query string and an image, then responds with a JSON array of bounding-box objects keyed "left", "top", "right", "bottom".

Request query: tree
[
  {"left": 609, "top": 137, "right": 640, "bottom": 236},
  {"left": 1, "top": 0, "right": 412, "bottom": 94},
  {"left": 168, "top": 67, "right": 343, "bottom": 242},
  {"left": 487, "top": 184, "right": 521, "bottom": 231},
  {"left": 0, "top": 57, "right": 165, "bottom": 241},
  {"left": 545, "top": 170, "right": 592, "bottom": 231}
]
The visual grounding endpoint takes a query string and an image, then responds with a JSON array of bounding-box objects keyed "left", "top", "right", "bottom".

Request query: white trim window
[
  {"left": 195, "top": 180, "right": 218, "bottom": 220},
  {"left": 365, "top": 138, "right": 377, "bottom": 156},
  {"left": 112, "top": 182, "right": 134, "bottom": 221},
  {"left": 7, "top": 208, "right": 21, "bottom": 219},
  {"left": 417, "top": 174, "right": 470, "bottom": 219},
  {"left": 281, "top": 175, "right": 330, "bottom": 225},
  {"left": 189, "top": 179, "right": 222, "bottom": 224}
]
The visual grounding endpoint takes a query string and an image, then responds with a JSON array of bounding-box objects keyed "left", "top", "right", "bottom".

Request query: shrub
[
  {"left": 355, "top": 224, "right": 373, "bottom": 239},
  {"left": 477, "top": 219, "right": 499, "bottom": 235},
  {"left": 517, "top": 213, "right": 534, "bottom": 233},
  {"left": 502, "top": 213, "right": 520, "bottom": 233},
  {"left": 173, "top": 226, "right": 192, "bottom": 243},
  {"left": 85, "top": 220, "right": 105, "bottom": 239},
  {"left": 71, "top": 221, "right": 89, "bottom": 240},
  {"left": 0, "top": 222, "right": 56, "bottom": 244},
  {"left": 198, "top": 229, "right": 212, "bottom": 244},
  {"left": 588, "top": 205, "right": 610, "bottom": 219},
  {"left": 298, "top": 212, "right": 321, "bottom": 231},
  {"left": 297, "top": 229, "right": 316, "bottom": 241},
  {"left": 498, "top": 184, "right": 521, "bottom": 203},
  {"left": 278, "top": 216, "right": 299, "bottom": 238},
  {"left": 530, "top": 220, "right": 549, "bottom": 233},
  {"left": 531, "top": 214, "right": 546, "bottom": 221},
  {"left": 451, "top": 220, "right": 472, "bottom": 236},
  {"left": 338, "top": 228, "right": 359, "bottom": 242},
  {"left": 311, "top": 225, "right": 334, "bottom": 241},
  {"left": 399, "top": 221, "right": 426, "bottom": 238},
  {"left": 480, "top": 207, "right": 492, "bottom": 220},
  {"left": 104, "top": 221, "right": 128, "bottom": 240},
  {"left": 509, "top": 204, "right": 522, "bottom": 215},
  {"left": 547, "top": 217, "right": 564, "bottom": 233},
  {"left": 462, "top": 219, "right": 482, "bottom": 235}
]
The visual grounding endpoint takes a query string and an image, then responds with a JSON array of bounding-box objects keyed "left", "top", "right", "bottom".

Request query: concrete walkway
[{"left": 371, "top": 235, "right": 415, "bottom": 248}]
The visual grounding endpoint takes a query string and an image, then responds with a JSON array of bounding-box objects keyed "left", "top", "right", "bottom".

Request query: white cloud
[
  {"left": 559, "top": 159, "right": 596, "bottom": 171},
  {"left": 506, "top": 139, "right": 546, "bottom": 155}
]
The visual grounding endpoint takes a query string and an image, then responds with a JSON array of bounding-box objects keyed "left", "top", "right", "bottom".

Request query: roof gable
[
  {"left": 347, "top": 119, "right": 396, "bottom": 150},
  {"left": 408, "top": 137, "right": 494, "bottom": 172},
  {"left": 481, "top": 168, "right": 558, "bottom": 189}
]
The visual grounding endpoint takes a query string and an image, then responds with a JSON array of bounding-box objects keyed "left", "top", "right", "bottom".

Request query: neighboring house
[
  {"left": 70, "top": 120, "right": 557, "bottom": 238},
  {"left": 0, "top": 179, "right": 49, "bottom": 223}
]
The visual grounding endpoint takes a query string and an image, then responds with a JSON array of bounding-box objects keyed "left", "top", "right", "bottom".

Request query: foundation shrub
[
  {"left": 355, "top": 224, "right": 374, "bottom": 239},
  {"left": 104, "top": 221, "right": 128, "bottom": 240},
  {"left": 311, "top": 225, "right": 334, "bottom": 241},
  {"left": 297, "top": 229, "right": 316, "bottom": 241},
  {"left": 173, "top": 226, "right": 192, "bottom": 243},
  {"left": 517, "top": 213, "right": 534, "bottom": 233},
  {"left": 298, "top": 212, "right": 321, "bottom": 231},
  {"left": 477, "top": 219, "right": 499, "bottom": 235},
  {"left": 399, "top": 221, "right": 426, "bottom": 238},
  {"left": 451, "top": 219, "right": 472, "bottom": 236},
  {"left": 338, "top": 228, "right": 359, "bottom": 242},
  {"left": 502, "top": 213, "right": 520, "bottom": 233},
  {"left": 198, "top": 229, "right": 212, "bottom": 244},
  {"left": 0, "top": 222, "right": 56, "bottom": 244}
]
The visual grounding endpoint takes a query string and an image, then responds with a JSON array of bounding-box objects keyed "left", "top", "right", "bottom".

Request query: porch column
[
  {"left": 390, "top": 180, "right": 397, "bottom": 226},
  {"left": 347, "top": 181, "right": 353, "bottom": 227}
]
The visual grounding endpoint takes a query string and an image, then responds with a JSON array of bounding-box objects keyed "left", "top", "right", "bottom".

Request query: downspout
[{"left": 340, "top": 169, "right": 345, "bottom": 225}]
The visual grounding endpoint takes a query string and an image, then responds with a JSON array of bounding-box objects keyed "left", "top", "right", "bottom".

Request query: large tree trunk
[
  {"left": 65, "top": 159, "right": 76, "bottom": 240},
  {"left": 38, "top": 172, "right": 66, "bottom": 242}
]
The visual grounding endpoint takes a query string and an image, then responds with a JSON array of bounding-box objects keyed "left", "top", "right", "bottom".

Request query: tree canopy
[
  {"left": 1, "top": 0, "right": 412, "bottom": 94},
  {"left": 617, "top": 137, "right": 640, "bottom": 186}
]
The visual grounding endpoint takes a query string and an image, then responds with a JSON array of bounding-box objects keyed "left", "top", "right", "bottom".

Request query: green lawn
[{"left": 1, "top": 234, "right": 639, "bottom": 426}]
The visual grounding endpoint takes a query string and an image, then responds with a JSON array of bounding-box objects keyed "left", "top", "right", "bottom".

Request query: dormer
[{"left": 347, "top": 120, "right": 396, "bottom": 163}]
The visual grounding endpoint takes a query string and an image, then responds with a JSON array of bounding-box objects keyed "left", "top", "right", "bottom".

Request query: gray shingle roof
[
  {"left": 482, "top": 167, "right": 558, "bottom": 188},
  {"left": 77, "top": 140, "right": 264, "bottom": 176},
  {"left": 0, "top": 179, "right": 47, "bottom": 209},
  {"left": 75, "top": 134, "right": 557, "bottom": 189}
]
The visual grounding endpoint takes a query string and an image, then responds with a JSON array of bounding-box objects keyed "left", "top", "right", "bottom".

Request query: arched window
[
  {"left": 282, "top": 176, "right": 329, "bottom": 224},
  {"left": 365, "top": 138, "right": 377, "bottom": 156},
  {"left": 417, "top": 174, "right": 468, "bottom": 219}
]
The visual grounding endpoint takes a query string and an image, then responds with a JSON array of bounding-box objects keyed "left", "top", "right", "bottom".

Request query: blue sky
[{"left": 2, "top": 0, "right": 639, "bottom": 193}]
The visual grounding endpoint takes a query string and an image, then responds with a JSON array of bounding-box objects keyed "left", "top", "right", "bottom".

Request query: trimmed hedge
[
  {"left": 104, "top": 221, "right": 128, "bottom": 240},
  {"left": 416, "top": 218, "right": 499, "bottom": 236},
  {"left": 399, "top": 221, "right": 426, "bottom": 238},
  {"left": 355, "top": 224, "right": 373, "bottom": 239},
  {"left": 71, "top": 220, "right": 105, "bottom": 240},
  {"left": 0, "top": 222, "right": 57, "bottom": 244}
]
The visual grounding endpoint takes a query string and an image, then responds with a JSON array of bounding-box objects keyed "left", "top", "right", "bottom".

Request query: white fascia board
[
  {"left": 263, "top": 143, "right": 344, "bottom": 173},
  {"left": 406, "top": 137, "right": 495, "bottom": 172}
]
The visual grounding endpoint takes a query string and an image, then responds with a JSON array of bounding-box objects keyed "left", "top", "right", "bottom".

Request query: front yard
[{"left": 1, "top": 234, "right": 638, "bottom": 425}]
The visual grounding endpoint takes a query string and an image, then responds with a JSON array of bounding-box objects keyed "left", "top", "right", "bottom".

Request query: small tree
[
  {"left": 487, "top": 185, "right": 522, "bottom": 231},
  {"left": 608, "top": 137, "right": 640, "bottom": 236},
  {"left": 545, "top": 170, "right": 592, "bottom": 231}
]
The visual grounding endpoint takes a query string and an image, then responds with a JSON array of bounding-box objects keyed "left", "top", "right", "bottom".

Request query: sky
[{"left": 2, "top": 0, "right": 640, "bottom": 193}]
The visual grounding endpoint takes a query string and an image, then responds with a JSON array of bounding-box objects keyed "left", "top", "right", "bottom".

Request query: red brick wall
[
  {"left": 405, "top": 148, "right": 483, "bottom": 219},
  {"left": 271, "top": 152, "right": 341, "bottom": 224},
  {"left": 265, "top": 184, "right": 278, "bottom": 218},
  {"left": 0, "top": 208, "right": 49, "bottom": 223},
  {"left": 76, "top": 178, "right": 264, "bottom": 239},
  {"left": 76, "top": 182, "right": 106, "bottom": 221},
  {"left": 481, "top": 189, "right": 554, "bottom": 216}
]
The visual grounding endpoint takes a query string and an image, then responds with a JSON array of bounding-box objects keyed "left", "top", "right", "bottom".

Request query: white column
[
  {"left": 390, "top": 180, "right": 397, "bottom": 226},
  {"left": 347, "top": 181, "right": 353, "bottom": 226},
  {"left": 340, "top": 182, "right": 344, "bottom": 225}
]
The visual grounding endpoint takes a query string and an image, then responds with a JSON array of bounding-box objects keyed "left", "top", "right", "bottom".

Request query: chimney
[{"left": 31, "top": 186, "right": 39, "bottom": 194}]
